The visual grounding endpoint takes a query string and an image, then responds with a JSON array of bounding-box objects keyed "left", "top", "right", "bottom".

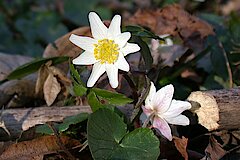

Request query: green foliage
[
  {"left": 0, "top": 0, "right": 111, "bottom": 57},
  {"left": 87, "top": 88, "right": 132, "bottom": 112},
  {"left": 87, "top": 90, "right": 106, "bottom": 112},
  {"left": 125, "top": 25, "right": 163, "bottom": 40},
  {"left": 132, "top": 36, "right": 153, "bottom": 70},
  {"left": 87, "top": 108, "right": 160, "bottom": 160},
  {"left": 36, "top": 113, "right": 89, "bottom": 134},
  {"left": 92, "top": 88, "right": 133, "bottom": 106},
  {"left": 1, "top": 56, "right": 69, "bottom": 83},
  {"left": 69, "top": 63, "right": 87, "bottom": 96}
]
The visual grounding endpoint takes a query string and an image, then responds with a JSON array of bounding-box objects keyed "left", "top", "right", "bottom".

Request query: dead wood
[
  {"left": 0, "top": 105, "right": 92, "bottom": 138},
  {"left": 187, "top": 87, "right": 240, "bottom": 131}
]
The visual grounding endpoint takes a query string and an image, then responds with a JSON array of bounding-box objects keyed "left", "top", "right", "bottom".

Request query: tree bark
[
  {"left": 0, "top": 106, "right": 92, "bottom": 138},
  {"left": 187, "top": 87, "right": 240, "bottom": 131}
]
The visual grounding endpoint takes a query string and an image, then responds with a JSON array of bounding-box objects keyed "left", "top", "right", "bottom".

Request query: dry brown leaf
[
  {"left": 43, "top": 26, "right": 91, "bottom": 59},
  {"left": 48, "top": 66, "right": 71, "bottom": 84},
  {"left": 43, "top": 73, "right": 61, "bottom": 106},
  {"left": 35, "top": 63, "right": 50, "bottom": 96},
  {"left": 201, "top": 136, "right": 226, "bottom": 160},
  {"left": 173, "top": 136, "right": 189, "bottom": 160},
  {"left": 0, "top": 135, "right": 80, "bottom": 160},
  {"left": 0, "top": 141, "right": 14, "bottom": 155},
  {"left": 127, "top": 4, "right": 214, "bottom": 39}
]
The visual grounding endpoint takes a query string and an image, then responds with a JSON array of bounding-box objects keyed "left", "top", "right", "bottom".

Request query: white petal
[
  {"left": 115, "top": 32, "right": 131, "bottom": 48},
  {"left": 164, "top": 115, "right": 190, "bottom": 126},
  {"left": 108, "top": 15, "right": 121, "bottom": 38},
  {"left": 153, "top": 116, "right": 172, "bottom": 141},
  {"left": 72, "top": 51, "right": 97, "bottom": 65},
  {"left": 152, "top": 84, "right": 174, "bottom": 113},
  {"left": 89, "top": 12, "right": 107, "bottom": 40},
  {"left": 145, "top": 82, "right": 156, "bottom": 107},
  {"left": 121, "top": 43, "right": 140, "bottom": 56},
  {"left": 69, "top": 34, "right": 97, "bottom": 52},
  {"left": 87, "top": 63, "right": 106, "bottom": 87},
  {"left": 166, "top": 38, "right": 173, "bottom": 46},
  {"left": 106, "top": 64, "right": 119, "bottom": 88},
  {"left": 162, "top": 100, "right": 191, "bottom": 118},
  {"left": 115, "top": 53, "right": 129, "bottom": 72},
  {"left": 159, "top": 34, "right": 170, "bottom": 39}
]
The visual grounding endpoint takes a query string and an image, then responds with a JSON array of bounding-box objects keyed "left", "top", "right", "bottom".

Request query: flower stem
[
  {"left": 121, "top": 72, "right": 138, "bottom": 103},
  {"left": 142, "top": 113, "right": 154, "bottom": 128}
]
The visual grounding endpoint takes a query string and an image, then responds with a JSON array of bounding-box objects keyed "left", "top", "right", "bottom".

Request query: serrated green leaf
[
  {"left": 3, "top": 56, "right": 69, "bottom": 81},
  {"left": 87, "top": 90, "right": 105, "bottom": 112},
  {"left": 87, "top": 108, "right": 160, "bottom": 160},
  {"left": 73, "top": 80, "right": 88, "bottom": 96},
  {"left": 69, "top": 62, "right": 84, "bottom": 85},
  {"left": 69, "top": 63, "right": 87, "bottom": 96},
  {"left": 92, "top": 88, "right": 133, "bottom": 106}
]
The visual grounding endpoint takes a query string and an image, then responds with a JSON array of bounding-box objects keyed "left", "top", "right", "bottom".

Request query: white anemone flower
[
  {"left": 69, "top": 12, "right": 140, "bottom": 88},
  {"left": 142, "top": 82, "right": 191, "bottom": 141}
]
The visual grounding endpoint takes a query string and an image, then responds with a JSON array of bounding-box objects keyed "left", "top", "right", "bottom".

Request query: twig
[
  {"left": 47, "top": 122, "right": 76, "bottom": 160},
  {"left": 79, "top": 140, "right": 88, "bottom": 152},
  {"left": 0, "top": 106, "right": 10, "bottom": 136}
]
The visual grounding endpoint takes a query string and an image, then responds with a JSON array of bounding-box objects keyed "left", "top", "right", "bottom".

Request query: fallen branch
[
  {"left": 0, "top": 106, "right": 92, "bottom": 138},
  {"left": 1, "top": 87, "right": 239, "bottom": 139},
  {"left": 187, "top": 87, "right": 240, "bottom": 131}
]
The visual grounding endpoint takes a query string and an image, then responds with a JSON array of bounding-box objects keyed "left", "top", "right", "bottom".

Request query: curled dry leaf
[
  {"left": 36, "top": 60, "right": 70, "bottom": 106},
  {"left": 43, "top": 73, "right": 61, "bottom": 106},
  {"left": 127, "top": 4, "right": 214, "bottom": 39},
  {"left": 201, "top": 136, "right": 226, "bottom": 160},
  {"left": 35, "top": 62, "right": 50, "bottom": 96},
  {"left": 48, "top": 65, "right": 71, "bottom": 84},
  {"left": 173, "top": 136, "right": 189, "bottom": 160},
  {"left": 0, "top": 135, "right": 80, "bottom": 160}
]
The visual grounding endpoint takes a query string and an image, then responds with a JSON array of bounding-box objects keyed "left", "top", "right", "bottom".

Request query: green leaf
[
  {"left": 229, "top": 12, "right": 240, "bottom": 43},
  {"left": 125, "top": 25, "right": 161, "bottom": 40},
  {"left": 92, "top": 88, "right": 133, "bottom": 106},
  {"left": 36, "top": 113, "right": 89, "bottom": 134},
  {"left": 132, "top": 36, "right": 153, "bottom": 70},
  {"left": 69, "top": 62, "right": 84, "bottom": 85},
  {"left": 3, "top": 56, "right": 69, "bottom": 81},
  {"left": 207, "top": 36, "right": 229, "bottom": 80},
  {"left": 36, "top": 124, "right": 53, "bottom": 135},
  {"left": 73, "top": 80, "right": 88, "bottom": 96},
  {"left": 88, "top": 108, "right": 160, "bottom": 160},
  {"left": 69, "top": 63, "right": 87, "bottom": 96},
  {"left": 58, "top": 112, "right": 89, "bottom": 132},
  {"left": 87, "top": 90, "right": 105, "bottom": 112}
]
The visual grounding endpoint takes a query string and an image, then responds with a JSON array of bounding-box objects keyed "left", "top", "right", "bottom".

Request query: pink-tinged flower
[
  {"left": 69, "top": 12, "right": 140, "bottom": 88},
  {"left": 142, "top": 82, "right": 191, "bottom": 141}
]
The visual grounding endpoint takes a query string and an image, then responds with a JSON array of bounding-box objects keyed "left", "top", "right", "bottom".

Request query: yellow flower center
[{"left": 94, "top": 39, "right": 119, "bottom": 64}]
